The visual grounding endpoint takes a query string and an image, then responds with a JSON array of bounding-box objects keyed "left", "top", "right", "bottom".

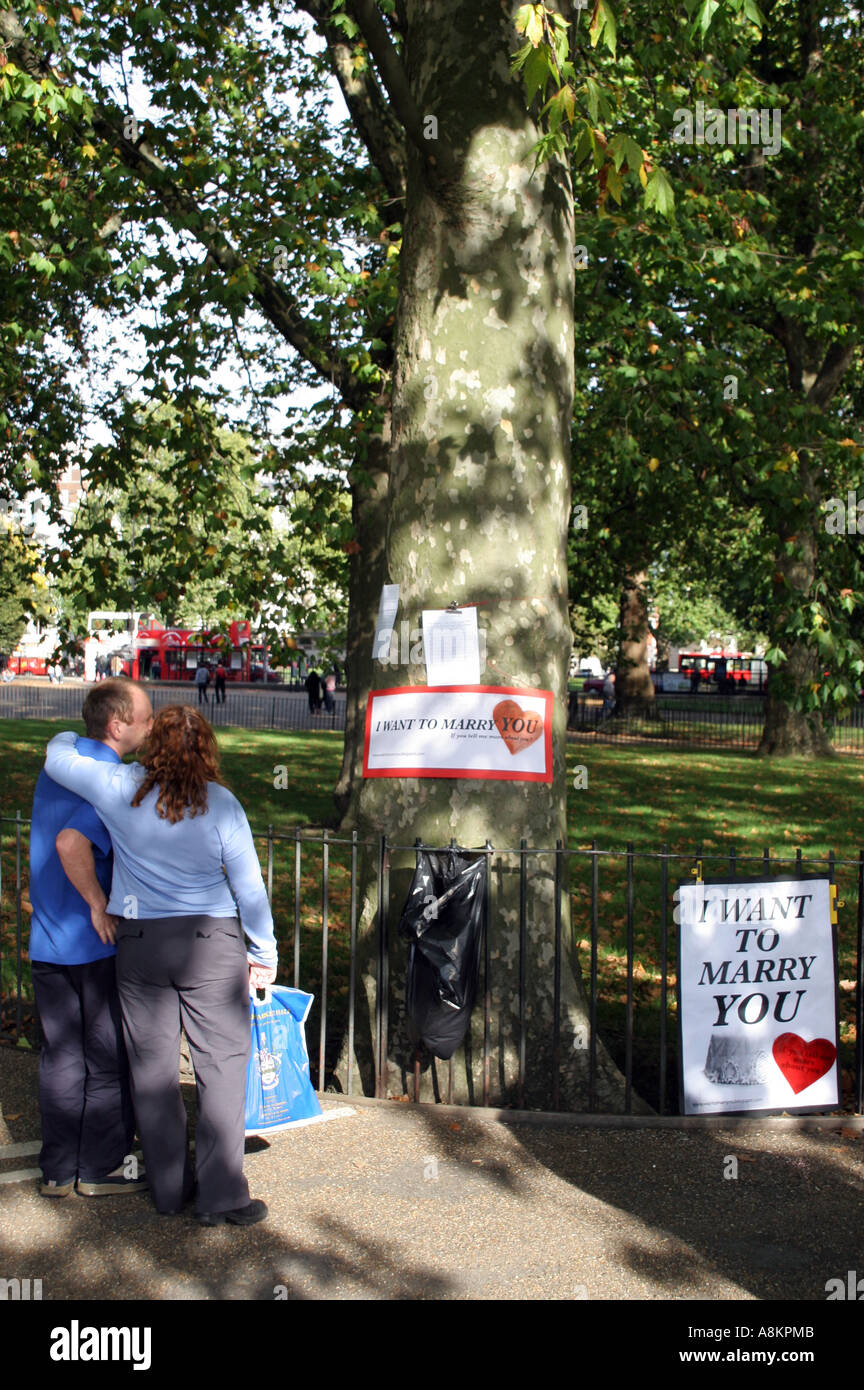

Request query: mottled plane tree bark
[
  {"left": 328, "top": 0, "right": 631, "bottom": 1108},
  {"left": 615, "top": 569, "right": 655, "bottom": 713}
]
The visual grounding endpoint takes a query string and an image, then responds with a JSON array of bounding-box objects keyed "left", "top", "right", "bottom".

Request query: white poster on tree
[
  {"left": 363, "top": 685, "right": 552, "bottom": 782},
  {"left": 678, "top": 877, "right": 840, "bottom": 1115}
]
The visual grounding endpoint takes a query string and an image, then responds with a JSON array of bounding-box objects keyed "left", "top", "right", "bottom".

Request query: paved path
[{"left": 2, "top": 1044, "right": 863, "bottom": 1303}]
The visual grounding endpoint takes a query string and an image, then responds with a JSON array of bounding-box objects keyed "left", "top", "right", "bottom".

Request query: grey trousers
[{"left": 115, "top": 914, "right": 251, "bottom": 1215}]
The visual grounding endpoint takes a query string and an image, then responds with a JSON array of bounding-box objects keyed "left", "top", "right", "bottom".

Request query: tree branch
[
  {"left": 91, "top": 121, "right": 372, "bottom": 408},
  {"left": 807, "top": 339, "right": 858, "bottom": 410},
  {"left": 296, "top": 0, "right": 407, "bottom": 203},
  {"left": 0, "top": 6, "right": 375, "bottom": 413},
  {"left": 346, "top": 0, "right": 459, "bottom": 184}
]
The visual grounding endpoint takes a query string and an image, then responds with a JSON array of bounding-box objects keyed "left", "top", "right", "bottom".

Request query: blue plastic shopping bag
[{"left": 245, "top": 985, "right": 324, "bottom": 1135}]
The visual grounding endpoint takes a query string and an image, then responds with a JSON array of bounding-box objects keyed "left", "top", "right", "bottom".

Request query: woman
[{"left": 44, "top": 703, "right": 277, "bottom": 1226}]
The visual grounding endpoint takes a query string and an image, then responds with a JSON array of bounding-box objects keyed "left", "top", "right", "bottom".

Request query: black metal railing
[
  {"left": 0, "top": 682, "right": 345, "bottom": 732},
  {"left": 568, "top": 694, "right": 864, "bottom": 753},
  {"left": 3, "top": 815, "right": 862, "bottom": 1116}
]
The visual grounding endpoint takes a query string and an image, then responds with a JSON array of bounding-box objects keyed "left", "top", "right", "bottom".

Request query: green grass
[
  {"left": 9, "top": 719, "right": 862, "bottom": 856},
  {"left": 2, "top": 720, "right": 861, "bottom": 1099},
  {"left": 566, "top": 742, "right": 864, "bottom": 856}
]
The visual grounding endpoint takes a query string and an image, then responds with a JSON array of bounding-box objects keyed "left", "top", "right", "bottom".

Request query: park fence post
[
  {"left": 625, "top": 841, "right": 634, "bottom": 1114},
  {"left": 659, "top": 844, "right": 668, "bottom": 1116},
  {"left": 553, "top": 838, "right": 563, "bottom": 1111},
  {"left": 519, "top": 838, "right": 528, "bottom": 1109},
  {"left": 347, "top": 830, "right": 358, "bottom": 1097},
  {"left": 857, "top": 851, "right": 864, "bottom": 1116},
  {"left": 15, "top": 811, "right": 23, "bottom": 1042},
  {"left": 375, "top": 834, "right": 386, "bottom": 1099},
  {"left": 319, "top": 829, "right": 329, "bottom": 1090},
  {"left": 293, "top": 829, "right": 302, "bottom": 989},
  {"left": 589, "top": 838, "right": 599, "bottom": 1112}
]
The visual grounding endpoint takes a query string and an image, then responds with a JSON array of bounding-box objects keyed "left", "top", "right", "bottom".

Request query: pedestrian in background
[
  {"left": 323, "top": 670, "right": 336, "bottom": 714},
  {"left": 601, "top": 670, "right": 615, "bottom": 718},
  {"left": 195, "top": 660, "right": 211, "bottom": 705},
  {"left": 305, "top": 668, "right": 321, "bottom": 713},
  {"left": 214, "top": 660, "right": 227, "bottom": 705}
]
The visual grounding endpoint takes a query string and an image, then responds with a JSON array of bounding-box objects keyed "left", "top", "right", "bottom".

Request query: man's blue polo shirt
[{"left": 29, "top": 738, "right": 118, "bottom": 966}]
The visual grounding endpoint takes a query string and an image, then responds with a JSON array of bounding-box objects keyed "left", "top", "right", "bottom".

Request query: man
[
  {"left": 305, "top": 668, "right": 321, "bottom": 713},
  {"left": 213, "top": 659, "right": 227, "bottom": 705},
  {"left": 194, "top": 659, "right": 210, "bottom": 704},
  {"left": 29, "top": 678, "right": 153, "bottom": 1197}
]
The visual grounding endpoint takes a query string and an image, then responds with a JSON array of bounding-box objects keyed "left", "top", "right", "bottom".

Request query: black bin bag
[{"left": 398, "top": 847, "right": 488, "bottom": 1060}]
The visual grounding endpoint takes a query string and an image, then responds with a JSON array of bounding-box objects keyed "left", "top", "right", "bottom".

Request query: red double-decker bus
[
  {"left": 128, "top": 620, "right": 278, "bottom": 683},
  {"left": 678, "top": 649, "right": 767, "bottom": 692}
]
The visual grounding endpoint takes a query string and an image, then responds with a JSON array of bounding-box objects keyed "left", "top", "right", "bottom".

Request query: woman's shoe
[{"left": 196, "top": 1198, "right": 268, "bottom": 1227}]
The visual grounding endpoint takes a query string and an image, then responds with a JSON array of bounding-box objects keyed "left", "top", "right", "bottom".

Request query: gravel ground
[{"left": 2, "top": 1042, "right": 863, "bottom": 1302}]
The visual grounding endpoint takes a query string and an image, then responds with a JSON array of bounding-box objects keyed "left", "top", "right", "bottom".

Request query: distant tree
[
  {"left": 55, "top": 404, "right": 350, "bottom": 653},
  {"left": 0, "top": 521, "right": 51, "bottom": 653}
]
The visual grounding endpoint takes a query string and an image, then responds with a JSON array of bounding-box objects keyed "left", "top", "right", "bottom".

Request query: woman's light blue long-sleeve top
[{"left": 44, "top": 731, "right": 277, "bottom": 967}]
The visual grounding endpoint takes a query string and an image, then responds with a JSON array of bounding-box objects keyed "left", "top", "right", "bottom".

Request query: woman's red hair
[{"left": 131, "top": 705, "right": 223, "bottom": 823}]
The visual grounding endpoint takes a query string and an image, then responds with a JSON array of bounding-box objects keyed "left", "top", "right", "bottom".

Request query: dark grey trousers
[
  {"left": 115, "top": 914, "right": 251, "bottom": 1215},
  {"left": 32, "top": 957, "right": 134, "bottom": 1183}
]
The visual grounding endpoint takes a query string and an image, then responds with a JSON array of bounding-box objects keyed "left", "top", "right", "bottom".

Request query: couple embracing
[{"left": 29, "top": 678, "right": 277, "bottom": 1225}]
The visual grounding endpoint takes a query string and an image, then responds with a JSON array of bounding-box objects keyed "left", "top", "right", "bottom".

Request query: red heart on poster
[
  {"left": 492, "top": 700, "right": 544, "bottom": 756},
  {"left": 772, "top": 1033, "right": 836, "bottom": 1094}
]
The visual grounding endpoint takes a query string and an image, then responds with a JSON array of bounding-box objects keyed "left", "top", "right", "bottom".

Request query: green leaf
[
  {"left": 526, "top": 6, "right": 545, "bottom": 46},
  {"left": 589, "top": 0, "right": 617, "bottom": 57},
  {"left": 524, "top": 46, "right": 551, "bottom": 105},
  {"left": 643, "top": 168, "right": 675, "bottom": 218},
  {"left": 743, "top": 0, "right": 765, "bottom": 28},
  {"left": 584, "top": 76, "right": 601, "bottom": 124},
  {"left": 606, "top": 166, "right": 624, "bottom": 204},
  {"left": 515, "top": 4, "right": 536, "bottom": 35},
  {"left": 694, "top": 0, "right": 720, "bottom": 37},
  {"left": 510, "top": 39, "right": 533, "bottom": 74}
]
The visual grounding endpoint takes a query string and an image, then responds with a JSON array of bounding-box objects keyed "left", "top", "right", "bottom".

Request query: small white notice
[
  {"left": 422, "top": 606, "right": 481, "bottom": 686},
  {"left": 373, "top": 584, "right": 400, "bottom": 661}
]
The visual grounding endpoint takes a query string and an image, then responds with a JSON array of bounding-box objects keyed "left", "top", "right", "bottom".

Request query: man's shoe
[
  {"left": 40, "top": 1177, "right": 75, "bottom": 1198},
  {"left": 77, "top": 1165, "right": 148, "bottom": 1197},
  {"left": 196, "top": 1198, "right": 268, "bottom": 1227}
]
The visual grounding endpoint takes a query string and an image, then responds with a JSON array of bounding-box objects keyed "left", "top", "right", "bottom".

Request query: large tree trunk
[
  {"left": 758, "top": 461, "right": 832, "bottom": 757},
  {"left": 758, "top": 637, "right": 833, "bottom": 756},
  {"left": 334, "top": 420, "right": 391, "bottom": 821},
  {"left": 332, "top": 0, "right": 632, "bottom": 1111},
  {"left": 614, "top": 568, "right": 655, "bottom": 714}
]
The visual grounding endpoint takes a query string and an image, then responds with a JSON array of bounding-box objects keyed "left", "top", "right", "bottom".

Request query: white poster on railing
[
  {"left": 678, "top": 877, "right": 840, "bottom": 1115},
  {"left": 363, "top": 685, "right": 552, "bottom": 782}
]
